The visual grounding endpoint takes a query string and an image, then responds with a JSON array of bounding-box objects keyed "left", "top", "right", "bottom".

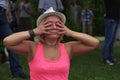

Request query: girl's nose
[{"left": 52, "top": 23, "right": 57, "bottom": 29}]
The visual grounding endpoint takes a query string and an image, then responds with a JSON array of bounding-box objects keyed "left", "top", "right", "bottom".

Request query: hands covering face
[{"left": 34, "top": 20, "right": 71, "bottom": 36}]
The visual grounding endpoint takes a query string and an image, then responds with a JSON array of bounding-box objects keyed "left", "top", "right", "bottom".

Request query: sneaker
[
  {"left": 3, "top": 60, "right": 9, "bottom": 64},
  {"left": 110, "top": 59, "right": 117, "bottom": 63},
  {"left": 104, "top": 60, "right": 114, "bottom": 65},
  {"left": 110, "top": 59, "right": 120, "bottom": 64}
]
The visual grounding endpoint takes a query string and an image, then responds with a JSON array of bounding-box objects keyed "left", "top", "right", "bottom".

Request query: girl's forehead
[{"left": 46, "top": 16, "right": 61, "bottom": 21}]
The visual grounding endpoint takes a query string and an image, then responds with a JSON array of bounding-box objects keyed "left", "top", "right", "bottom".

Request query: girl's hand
[
  {"left": 56, "top": 21, "right": 73, "bottom": 36},
  {"left": 33, "top": 21, "right": 53, "bottom": 36}
]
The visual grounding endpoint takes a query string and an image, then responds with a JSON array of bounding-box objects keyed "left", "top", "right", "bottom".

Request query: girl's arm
[
  {"left": 3, "top": 31, "right": 33, "bottom": 56},
  {"left": 65, "top": 31, "right": 99, "bottom": 56},
  {"left": 56, "top": 21, "right": 99, "bottom": 56}
]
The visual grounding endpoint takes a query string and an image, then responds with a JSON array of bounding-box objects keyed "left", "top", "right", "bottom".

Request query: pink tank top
[{"left": 28, "top": 42, "right": 70, "bottom": 80}]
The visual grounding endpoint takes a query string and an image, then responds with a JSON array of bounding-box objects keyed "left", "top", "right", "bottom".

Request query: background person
[
  {"left": 69, "top": 0, "right": 81, "bottom": 26},
  {"left": 81, "top": 4, "right": 94, "bottom": 35},
  {"left": 0, "top": 0, "right": 27, "bottom": 78},
  {"left": 10, "top": 0, "right": 19, "bottom": 32},
  {"left": 102, "top": 0, "right": 120, "bottom": 65},
  {"left": 18, "top": 0, "right": 34, "bottom": 40},
  {"left": 38, "top": 0, "right": 64, "bottom": 15}
]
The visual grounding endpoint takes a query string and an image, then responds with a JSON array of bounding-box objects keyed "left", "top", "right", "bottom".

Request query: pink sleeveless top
[{"left": 28, "top": 42, "right": 70, "bottom": 80}]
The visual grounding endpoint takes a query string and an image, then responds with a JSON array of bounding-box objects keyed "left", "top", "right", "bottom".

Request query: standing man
[
  {"left": 0, "top": 0, "right": 27, "bottom": 78},
  {"left": 69, "top": 0, "right": 81, "bottom": 25},
  {"left": 38, "top": 0, "right": 64, "bottom": 15},
  {"left": 81, "top": 4, "right": 94, "bottom": 35},
  {"left": 102, "top": 0, "right": 120, "bottom": 65}
]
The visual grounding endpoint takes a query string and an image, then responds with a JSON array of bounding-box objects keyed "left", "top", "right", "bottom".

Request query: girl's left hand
[{"left": 56, "top": 21, "right": 73, "bottom": 36}]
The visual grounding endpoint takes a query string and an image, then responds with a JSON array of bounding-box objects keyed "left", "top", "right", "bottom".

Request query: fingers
[
  {"left": 37, "top": 20, "right": 68, "bottom": 35},
  {"left": 35, "top": 21, "right": 52, "bottom": 35},
  {"left": 57, "top": 30, "right": 66, "bottom": 35},
  {"left": 56, "top": 21, "right": 64, "bottom": 28},
  {"left": 42, "top": 30, "right": 51, "bottom": 34},
  {"left": 38, "top": 21, "right": 52, "bottom": 31}
]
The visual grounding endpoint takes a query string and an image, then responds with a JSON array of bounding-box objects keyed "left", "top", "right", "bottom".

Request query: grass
[{"left": 0, "top": 41, "right": 120, "bottom": 80}]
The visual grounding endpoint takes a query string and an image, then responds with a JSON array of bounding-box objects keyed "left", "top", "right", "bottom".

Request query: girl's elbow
[
  {"left": 94, "top": 40, "right": 100, "bottom": 48},
  {"left": 3, "top": 37, "right": 11, "bottom": 47},
  {"left": 3, "top": 38, "right": 8, "bottom": 46}
]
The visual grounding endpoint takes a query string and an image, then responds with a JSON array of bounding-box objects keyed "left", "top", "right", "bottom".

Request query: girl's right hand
[{"left": 33, "top": 21, "right": 53, "bottom": 36}]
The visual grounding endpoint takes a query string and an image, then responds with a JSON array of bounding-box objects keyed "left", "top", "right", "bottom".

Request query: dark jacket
[{"left": 104, "top": 0, "right": 120, "bottom": 19}]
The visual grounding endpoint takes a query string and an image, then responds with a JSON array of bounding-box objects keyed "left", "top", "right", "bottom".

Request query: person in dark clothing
[
  {"left": 102, "top": 0, "right": 120, "bottom": 65},
  {"left": 0, "top": 0, "right": 28, "bottom": 78},
  {"left": 10, "top": 0, "right": 19, "bottom": 32}
]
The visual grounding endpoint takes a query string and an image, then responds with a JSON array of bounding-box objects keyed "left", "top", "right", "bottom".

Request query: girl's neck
[{"left": 44, "top": 39, "right": 58, "bottom": 46}]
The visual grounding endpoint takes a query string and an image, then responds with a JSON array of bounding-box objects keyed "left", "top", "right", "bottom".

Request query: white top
[
  {"left": 0, "top": 0, "right": 8, "bottom": 9},
  {"left": 38, "top": 0, "right": 64, "bottom": 11},
  {"left": 19, "top": 2, "right": 31, "bottom": 18}
]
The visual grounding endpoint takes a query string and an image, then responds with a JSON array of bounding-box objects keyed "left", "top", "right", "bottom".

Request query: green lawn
[{"left": 0, "top": 41, "right": 120, "bottom": 80}]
